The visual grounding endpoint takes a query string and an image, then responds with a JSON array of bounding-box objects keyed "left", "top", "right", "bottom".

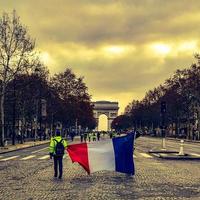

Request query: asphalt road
[{"left": 0, "top": 136, "right": 199, "bottom": 200}]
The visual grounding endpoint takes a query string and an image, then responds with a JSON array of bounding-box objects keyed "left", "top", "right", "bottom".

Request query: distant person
[
  {"left": 112, "top": 132, "right": 117, "bottom": 138},
  {"left": 135, "top": 130, "right": 141, "bottom": 139},
  {"left": 70, "top": 131, "right": 74, "bottom": 141},
  {"left": 17, "top": 131, "right": 21, "bottom": 143},
  {"left": 84, "top": 132, "right": 87, "bottom": 142},
  {"left": 49, "top": 130, "right": 68, "bottom": 179},
  {"left": 88, "top": 133, "right": 91, "bottom": 142},
  {"left": 80, "top": 132, "right": 84, "bottom": 142},
  {"left": 97, "top": 132, "right": 100, "bottom": 141},
  {"left": 92, "top": 132, "right": 96, "bottom": 141}
]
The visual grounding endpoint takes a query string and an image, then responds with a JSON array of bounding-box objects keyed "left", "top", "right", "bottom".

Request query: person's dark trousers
[{"left": 53, "top": 155, "right": 63, "bottom": 178}]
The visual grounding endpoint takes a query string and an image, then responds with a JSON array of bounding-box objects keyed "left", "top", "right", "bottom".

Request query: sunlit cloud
[
  {"left": 178, "top": 40, "right": 198, "bottom": 52},
  {"left": 149, "top": 43, "right": 171, "bottom": 57},
  {"left": 101, "top": 45, "right": 135, "bottom": 58},
  {"left": 102, "top": 45, "right": 126, "bottom": 55}
]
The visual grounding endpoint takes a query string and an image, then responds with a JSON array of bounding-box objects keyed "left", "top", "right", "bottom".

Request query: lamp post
[
  {"left": 12, "top": 77, "right": 16, "bottom": 145},
  {"left": 160, "top": 101, "right": 166, "bottom": 149},
  {"left": 41, "top": 98, "right": 47, "bottom": 140},
  {"left": 34, "top": 67, "right": 42, "bottom": 141},
  {"left": 33, "top": 115, "right": 37, "bottom": 141}
]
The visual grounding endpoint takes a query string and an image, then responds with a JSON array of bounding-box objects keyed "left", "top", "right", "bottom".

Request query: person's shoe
[
  {"left": 58, "top": 176, "right": 62, "bottom": 179},
  {"left": 54, "top": 174, "right": 57, "bottom": 178}
]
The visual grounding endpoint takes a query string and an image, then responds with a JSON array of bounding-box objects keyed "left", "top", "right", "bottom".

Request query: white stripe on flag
[
  {"left": 140, "top": 153, "right": 153, "bottom": 158},
  {"left": 88, "top": 140, "right": 115, "bottom": 173},
  {"left": 0, "top": 155, "right": 19, "bottom": 161},
  {"left": 20, "top": 155, "right": 36, "bottom": 160},
  {"left": 38, "top": 155, "right": 49, "bottom": 160}
]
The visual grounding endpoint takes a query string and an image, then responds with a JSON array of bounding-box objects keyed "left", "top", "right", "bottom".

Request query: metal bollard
[
  {"left": 178, "top": 139, "right": 184, "bottom": 156},
  {"left": 161, "top": 138, "right": 166, "bottom": 150}
]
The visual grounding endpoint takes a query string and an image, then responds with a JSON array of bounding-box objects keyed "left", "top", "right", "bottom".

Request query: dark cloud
[{"left": 1, "top": 0, "right": 200, "bottom": 111}]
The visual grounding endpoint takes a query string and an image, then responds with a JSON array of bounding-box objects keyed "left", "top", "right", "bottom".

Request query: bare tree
[{"left": 0, "top": 10, "right": 35, "bottom": 146}]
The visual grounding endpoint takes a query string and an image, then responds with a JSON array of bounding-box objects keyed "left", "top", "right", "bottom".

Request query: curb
[
  {"left": 149, "top": 150, "right": 178, "bottom": 154},
  {"left": 0, "top": 141, "right": 50, "bottom": 155},
  {"left": 0, "top": 137, "right": 81, "bottom": 155}
]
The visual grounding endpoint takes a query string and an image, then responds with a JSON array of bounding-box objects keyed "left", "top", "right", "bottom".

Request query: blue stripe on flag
[{"left": 112, "top": 133, "right": 135, "bottom": 175}]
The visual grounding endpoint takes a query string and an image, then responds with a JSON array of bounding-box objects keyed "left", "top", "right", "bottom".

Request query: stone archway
[{"left": 92, "top": 101, "right": 119, "bottom": 131}]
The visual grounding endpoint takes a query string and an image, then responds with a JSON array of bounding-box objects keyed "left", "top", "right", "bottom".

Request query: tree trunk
[{"left": 0, "top": 86, "right": 5, "bottom": 146}]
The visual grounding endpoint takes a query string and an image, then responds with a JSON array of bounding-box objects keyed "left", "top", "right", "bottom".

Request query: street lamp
[
  {"left": 41, "top": 98, "right": 47, "bottom": 140},
  {"left": 34, "top": 67, "right": 42, "bottom": 141},
  {"left": 12, "top": 76, "right": 16, "bottom": 145},
  {"left": 160, "top": 101, "right": 166, "bottom": 149},
  {"left": 33, "top": 116, "right": 37, "bottom": 141}
]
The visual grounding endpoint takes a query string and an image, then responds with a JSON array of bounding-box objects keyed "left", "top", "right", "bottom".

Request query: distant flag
[{"left": 67, "top": 133, "right": 135, "bottom": 175}]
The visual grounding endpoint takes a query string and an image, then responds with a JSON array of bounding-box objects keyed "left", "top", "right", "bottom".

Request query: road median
[{"left": 149, "top": 150, "right": 200, "bottom": 160}]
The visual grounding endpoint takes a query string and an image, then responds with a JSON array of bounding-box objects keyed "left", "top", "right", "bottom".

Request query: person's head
[{"left": 55, "top": 129, "right": 61, "bottom": 136}]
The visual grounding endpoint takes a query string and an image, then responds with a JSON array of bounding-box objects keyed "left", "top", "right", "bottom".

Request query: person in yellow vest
[
  {"left": 112, "top": 132, "right": 117, "bottom": 138},
  {"left": 92, "top": 132, "right": 97, "bottom": 141},
  {"left": 87, "top": 132, "right": 91, "bottom": 142},
  {"left": 49, "top": 130, "right": 68, "bottom": 179}
]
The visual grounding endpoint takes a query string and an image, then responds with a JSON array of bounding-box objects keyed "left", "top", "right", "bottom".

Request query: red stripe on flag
[{"left": 67, "top": 143, "right": 90, "bottom": 174}]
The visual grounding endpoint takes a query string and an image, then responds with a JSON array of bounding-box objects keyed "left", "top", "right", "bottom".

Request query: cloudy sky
[{"left": 1, "top": 0, "right": 200, "bottom": 113}]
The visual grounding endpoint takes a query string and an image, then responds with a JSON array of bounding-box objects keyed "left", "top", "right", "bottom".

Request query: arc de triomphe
[{"left": 92, "top": 101, "right": 119, "bottom": 131}]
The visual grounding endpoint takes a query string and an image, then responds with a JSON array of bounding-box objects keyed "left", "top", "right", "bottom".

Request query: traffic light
[{"left": 160, "top": 101, "right": 166, "bottom": 114}]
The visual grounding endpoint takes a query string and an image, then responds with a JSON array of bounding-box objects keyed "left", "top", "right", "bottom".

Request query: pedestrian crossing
[
  {"left": 0, "top": 152, "right": 157, "bottom": 162},
  {"left": 38, "top": 155, "right": 49, "bottom": 160},
  {"left": 190, "top": 153, "right": 200, "bottom": 157},
  {"left": 31, "top": 147, "right": 49, "bottom": 154},
  {"left": 20, "top": 155, "right": 36, "bottom": 160},
  {"left": 139, "top": 153, "right": 153, "bottom": 158},
  {"left": 0, "top": 155, "right": 19, "bottom": 161}
]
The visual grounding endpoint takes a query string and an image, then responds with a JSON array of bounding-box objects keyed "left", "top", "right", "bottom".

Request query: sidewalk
[
  {"left": 0, "top": 135, "right": 83, "bottom": 154},
  {"left": 0, "top": 135, "right": 111, "bottom": 155},
  {"left": 0, "top": 140, "right": 50, "bottom": 154}
]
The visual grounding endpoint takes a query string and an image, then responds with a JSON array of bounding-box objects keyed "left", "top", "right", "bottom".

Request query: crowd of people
[
  {"left": 77, "top": 129, "right": 140, "bottom": 143},
  {"left": 79, "top": 132, "right": 102, "bottom": 142}
]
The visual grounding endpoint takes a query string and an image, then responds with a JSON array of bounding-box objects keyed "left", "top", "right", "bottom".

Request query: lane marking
[
  {"left": 0, "top": 155, "right": 19, "bottom": 161},
  {"left": 31, "top": 147, "right": 48, "bottom": 154},
  {"left": 140, "top": 153, "right": 153, "bottom": 158},
  {"left": 190, "top": 153, "right": 200, "bottom": 157},
  {"left": 20, "top": 155, "right": 36, "bottom": 160},
  {"left": 38, "top": 155, "right": 49, "bottom": 160}
]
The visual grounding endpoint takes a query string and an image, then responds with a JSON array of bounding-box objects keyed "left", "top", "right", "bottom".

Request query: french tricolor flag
[{"left": 67, "top": 133, "right": 135, "bottom": 175}]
